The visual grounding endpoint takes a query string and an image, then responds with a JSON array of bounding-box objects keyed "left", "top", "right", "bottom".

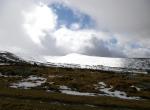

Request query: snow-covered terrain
[
  {"left": 44, "top": 53, "right": 150, "bottom": 74},
  {"left": 0, "top": 51, "right": 150, "bottom": 74},
  {"left": 44, "top": 53, "right": 124, "bottom": 67},
  {"left": 59, "top": 85, "right": 95, "bottom": 96},
  {"left": 10, "top": 75, "right": 46, "bottom": 89},
  {"left": 58, "top": 84, "right": 140, "bottom": 100},
  {"left": 0, "top": 72, "right": 21, "bottom": 78},
  {"left": 97, "top": 82, "right": 140, "bottom": 100}
]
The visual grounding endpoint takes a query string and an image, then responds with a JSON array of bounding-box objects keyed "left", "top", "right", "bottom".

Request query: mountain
[
  {"left": 44, "top": 53, "right": 150, "bottom": 74},
  {"left": 44, "top": 53, "right": 124, "bottom": 67},
  {"left": 44, "top": 53, "right": 150, "bottom": 69},
  {"left": 0, "top": 51, "right": 150, "bottom": 74},
  {"left": 0, "top": 51, "right": 27, "bottom": 65}
]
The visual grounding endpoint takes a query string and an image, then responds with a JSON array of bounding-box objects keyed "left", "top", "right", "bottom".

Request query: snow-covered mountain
[
  {"left": 44, "top": 53, "right": 150, "bottom": 74},
  {"left": 0, "top": 51, "right": 150, "bottom": 74},
  {"left": 44, "top": 53, "right": 124, "bottom": 68},
  {"left": 44, "top": 53, "right": 150, "bottom": 70}
]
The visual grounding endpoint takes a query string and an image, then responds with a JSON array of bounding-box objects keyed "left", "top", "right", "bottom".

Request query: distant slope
[
  {"left": 44, "top": 53, "right": 150, "bottom": 69},
  {"left": 0, "top": 51, "right": 149, "bottom": 74},
  {"left": 0, "top": 51, "right": 27, "bottom": 65},
  {"left": 44, "top": 53, "right": 124, "bottom": 67},
  {"left": 44, "top": 53, "right": 150, "bottom": 73}
]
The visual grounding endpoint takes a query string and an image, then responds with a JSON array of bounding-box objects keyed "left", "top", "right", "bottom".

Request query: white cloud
[
  {"left": 0, "top": 0, "right": 56, "bottom": 56},
  {"left": 23, "top": 2, "right": 57, "bottom": 46},
  {"left": 0, "top": 0, "right": 149, "bottom": 58},
  {"left": 124, "top": 47, "right": 150, "bottom": 58},
  {"left": 65, "top": 0, "right": 150, "bottom": 33},
  {"left": 53, "top": 26, "right": 112, "bottom": 53},
  {"left": 58, "top": 0, "right": 150, "bottom": 57},
  {"left": 70, "top": 23, "right": 80, "bottom": 30},
  {"left": 53, "top": 27, "right": 93, "bottom": 52}
]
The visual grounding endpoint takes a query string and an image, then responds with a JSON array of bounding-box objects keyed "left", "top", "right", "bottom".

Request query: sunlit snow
[{"left": 44, "top": 53, "right": 124, "bottom": 67}]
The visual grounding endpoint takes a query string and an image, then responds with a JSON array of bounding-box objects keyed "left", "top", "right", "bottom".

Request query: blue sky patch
[
  {"left": 130, "top": 43, "right": 142, "bottom": 49},
  {"left": 50, "top": 3, "right": 96, "bottom": 29},
  {"left": 109, "top": 38, "right": 117, "bottom": 44}
]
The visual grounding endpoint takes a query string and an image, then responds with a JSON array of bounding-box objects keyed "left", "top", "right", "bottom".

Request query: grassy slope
[{"left": 0, "top": 65, "right": 150, "bottom": 110}]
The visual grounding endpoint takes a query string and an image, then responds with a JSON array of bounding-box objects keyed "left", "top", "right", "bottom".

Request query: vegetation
[{"left": 0, "top": 65, "right": 150, "bottom": 110}]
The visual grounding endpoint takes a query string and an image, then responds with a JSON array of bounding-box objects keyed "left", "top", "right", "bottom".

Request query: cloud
[
  {"left": 53, "top": 27, "right": 94, "bottom": 52},
  {"left": 0, "top": 0, "right": 149, "bottom": 58},
  {"left": 84, "top": 37, "right": 126, "bottom": 57},
  {"left": 40, "top": 25, "right": 126, "bottom": 57},
  {"left": 65, "top": 0, "right": 150, "bottom": 33},
  {"left": 23, "top": 2, "right": 57, "bottom": 45},
  {"left": 50, "top": 3, "right": 95, "bottom": 29},
  {"left": 0, "top": 0, "right": 57, "bottom": 55},
  {"left": 61, "top": 0, "right": 150, "bottom": 57},
  {"left": 0, "top": 0, "right": 37, "bottom": 52}
]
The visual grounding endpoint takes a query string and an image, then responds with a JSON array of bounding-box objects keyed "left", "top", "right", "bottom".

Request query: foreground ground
[{"left": 0, "top": 65, "right": 150, "bottom": 110}]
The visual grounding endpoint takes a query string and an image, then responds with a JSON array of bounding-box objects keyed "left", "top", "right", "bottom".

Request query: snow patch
[
  {"left": 59, "top": 85, "right": 71, "bottom": 90},
  {"left": 98, "top": 82, "right": 140, "bottom": 100},
  {"left": 58, "top": 84, "right": 140, "bottom": 99},
  {"left": 48, "top": 75, "right": 62, "bottom": 78},
  {"left": 98, "top": 82, "right": 106, "bottom": 86},
  {"left": 10, "top": 75, "right": 46, "bottom": 89},
  {"left": 98, "top": 82, "right": 107, "bottom": 89},
  {"left": 61, "top": 90, "right": 96, "bottom": 96},
  {"left": 0, "top": 72, "right": 21, "bottom": 78},
  {"left": 99, "top": 87, "right": 139, "bottom": 100},
  {"left": 0, "top": 63, "right": 9, "bottom": 65},
  {"left": 131, "top": 85, "right": 141, "bottom": 91},
  {"left": 48, "top": 84, "right": 141, "bottom": 100},
  {"left": 59, "top": 85, "right": 96, "bottom": 96}
]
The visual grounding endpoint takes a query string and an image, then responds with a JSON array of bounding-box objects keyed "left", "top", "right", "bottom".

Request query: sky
[{"left": 0, "top": 0, "right": 150, "bottom": 58}]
